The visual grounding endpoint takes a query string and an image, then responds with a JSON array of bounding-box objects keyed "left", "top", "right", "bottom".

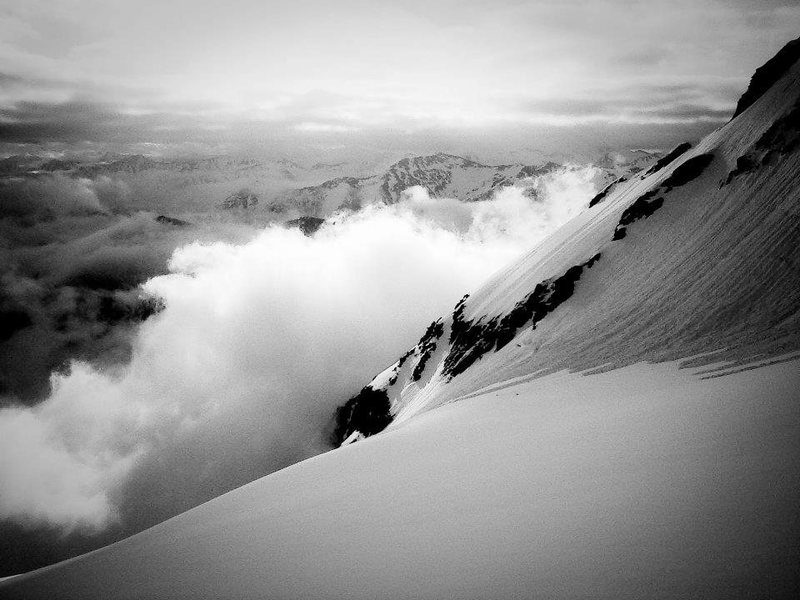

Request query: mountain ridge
[{"left": 332, "top": 40, "right": 800, "bottom": 442}]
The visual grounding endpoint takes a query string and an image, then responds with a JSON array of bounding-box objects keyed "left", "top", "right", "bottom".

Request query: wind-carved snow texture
[
  {"left": 723, "top": 99, "right": 800, "bottom": 186},
  {"left": 442, "top": 254, "right": 601, "bottom": 380},
  {"left": 612, "top": 190, "right": 664, "bottom": 240},
  {"left": 613, "top": 153, "right": 714, "bottom": 240},
  {"left": 592, "top": 143, "right": 695, "bottom": 213}
]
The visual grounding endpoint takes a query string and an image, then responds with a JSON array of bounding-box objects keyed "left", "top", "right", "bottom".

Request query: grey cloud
[
  {"left": 635, "top": 104, "right": 734, "bottom": 121},
  {"left": 614, "top": 46, "right": 673, "bottom": 68},
  {"left": 514, "top": 81, "right": 738, "bottom": 122},
  {"left": 0, "top": 100, "right": 226, "bottom": 144},
  {"left": 0, "top": 72, "right": 28, "bottom": 87}
]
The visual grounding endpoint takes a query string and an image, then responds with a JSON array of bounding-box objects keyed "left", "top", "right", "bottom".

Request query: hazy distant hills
[
  {"left": 0, "top": 149, "right": 659, "bottom": 220},
  {"left": 282, "top": 153, "right": 561, "bottom": 215}
]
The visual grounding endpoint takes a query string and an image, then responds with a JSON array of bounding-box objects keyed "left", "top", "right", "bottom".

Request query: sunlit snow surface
[{"left": 2, "top": 359, "right": 798, "bottom": 599}]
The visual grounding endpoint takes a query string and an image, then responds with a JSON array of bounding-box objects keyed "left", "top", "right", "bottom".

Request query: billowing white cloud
[
  {"left": 0, "top": 365, "right": 141, "bottom": 531},
  {"left": 0, "top": 167, "right": 599, "bottom": 531}
]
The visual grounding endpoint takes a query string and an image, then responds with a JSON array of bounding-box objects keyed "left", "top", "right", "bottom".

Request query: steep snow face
[{"left": 333, "top": 54, "right": 800, "bottom": 439}]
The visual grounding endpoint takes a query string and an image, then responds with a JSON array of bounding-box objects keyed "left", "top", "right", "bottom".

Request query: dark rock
[
  {"left": 643, "top": 143, "right": 692, "bottom": 177},
  {"left": 220, "top": 189, "right": 258, "bottom": 209},
  {"left": 285, "top": 216, "right": 325, "bottom": 236},
  {"left": 732, "top": 37, "right": 800, "bottom": 119},
  {"left": 589, "top": 177, "right": 626, "bottom": 208},
  {"left": 613, "top": 189, "right": 664, "bottom": 240},
  {"left": 331, "top": 386, "right": 393, "bottom": 445},
  {"left": 661, "top": 153, "right": 714, "bottom": 188},
  {"left": 442, "top": 255, "right": 601, "bottom": 379},
  {"left": 155, "top": 215, "right": 191, "bottom": 227},
  {"left": 411, "top": 319, "right": 445, "bottom": 381}
]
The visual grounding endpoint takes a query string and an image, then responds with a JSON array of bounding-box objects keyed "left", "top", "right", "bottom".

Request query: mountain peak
[{"left": 732, "top": 36, "right": 800, "bottom": 118}]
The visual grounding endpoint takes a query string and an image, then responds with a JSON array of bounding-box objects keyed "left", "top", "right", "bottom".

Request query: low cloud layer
[
  {"left": 0, "top": 166, "right": 599, "bottom": 544},
  {"left": 0, "top": 175, "right": 255, "bottom": 401}
]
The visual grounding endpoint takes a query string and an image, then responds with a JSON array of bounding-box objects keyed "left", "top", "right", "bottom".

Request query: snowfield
[
  {"left": 2, "top": 359, "right": 798, "bottom": 599},
  {"left": 3, "top": 38, "right": 800, "bottom": 600}
]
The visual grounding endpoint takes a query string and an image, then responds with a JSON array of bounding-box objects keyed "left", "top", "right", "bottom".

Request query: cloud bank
[
  {"left": 0, "top": 166, "right": 599, "bottom": 543},
  {"left": 0, "top": 175, "right": 256, "bottom": 401}
]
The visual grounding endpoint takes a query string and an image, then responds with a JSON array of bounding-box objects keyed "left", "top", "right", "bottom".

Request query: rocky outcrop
[
  {"left": 285, "top": 216, "right": 325, "bottom": 236},
  {"left": 331, "top": 386, "right": 393, "bottom": 446},
  {"left": 155, "top": 215, "right": 191, "bottom": 227},
  {"left": 613, "top": 153, "right": 713, "bottom": 240},
  {"left": 642, "top": 143, "right": 692, "bottom": 177},
  {"left": 660, "top": 153, "right": 714, "bottom": 188},
  {"left": 220, "top": 189, "right": 258, "bottom": 209},
  {"left": 613, "top": 191, "right": 664, "bottom": 240},
  {"left": 589, "top": 177, "right": 626, "bottom": 207},
  {"left": 411, "top": 319, "right": 445, "bottom": 382},
  {"left": 442, "top": 255, "right": 601, "bottom": 380}
]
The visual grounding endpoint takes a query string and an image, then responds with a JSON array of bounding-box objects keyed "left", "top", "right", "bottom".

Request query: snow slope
[
  {"left": 3, "top": 41, "right": 800, "bottom": 600},
  {"left": 332, "top": 47, "right": 800, "bottom": 438},
  {"left": 2, "top": 360, "right": 798, "bottom": 599}
]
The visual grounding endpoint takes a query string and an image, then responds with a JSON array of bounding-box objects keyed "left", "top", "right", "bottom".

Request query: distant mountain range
[
  {"left": 0, "top": 148, "right": 661, "bottom": 219},
  {"left": 281, "top": 153, "right": 565, "bottom": 215}
]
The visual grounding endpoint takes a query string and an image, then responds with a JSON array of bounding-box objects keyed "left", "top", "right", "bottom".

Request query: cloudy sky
[{"left": 1, "top": 0, "right": 799, "bottom": 146}]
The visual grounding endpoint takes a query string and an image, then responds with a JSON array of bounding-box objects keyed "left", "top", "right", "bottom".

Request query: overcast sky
[{"left": 1, "top": 0, "right": 799, "bottom": 146}]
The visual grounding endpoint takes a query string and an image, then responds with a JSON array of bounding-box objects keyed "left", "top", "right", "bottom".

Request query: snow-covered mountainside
[
  {"left": 331, "top": 43, "right": 800, "bottom": 444},
  {"left": 2, "top": 40, "right": 799, "bottom": 600},
  {"left": 282, "top": 153, "right": 590, "bottom": 215}
]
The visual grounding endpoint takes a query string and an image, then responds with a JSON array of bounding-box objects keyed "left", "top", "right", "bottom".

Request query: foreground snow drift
[{"left": 2, "top": 359, "right": 798, "bottom": 599}]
